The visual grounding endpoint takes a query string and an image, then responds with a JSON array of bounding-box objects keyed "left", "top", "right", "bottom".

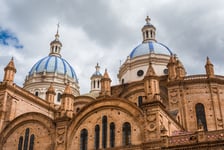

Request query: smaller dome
[
  {"left": 91, "top": 63, "right": 102, "bottom": 78},
  {"left": 29, "top": 55, "right": 78, "bottom": 82},
  {"left": 129, "top": 41, "right": 173, "bottom": 58}
]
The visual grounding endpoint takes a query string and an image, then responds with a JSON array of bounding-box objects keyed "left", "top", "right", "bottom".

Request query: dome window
[
  {"left": 137, "top": 70, "right": 144, "bottom": 77},
  {"left": 35, "top": 91, "right": 39, "bottom": 96},
  {"left": 57, "top": 93, "right": 61, "bottom": 102}
]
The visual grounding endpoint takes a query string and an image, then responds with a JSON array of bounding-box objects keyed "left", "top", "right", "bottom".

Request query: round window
[
  {"left": 137, "top": 70, "right": 144, "bottom": 77},
  {"left": 163, "top": 69, "right": 168, "bottom": 74}
]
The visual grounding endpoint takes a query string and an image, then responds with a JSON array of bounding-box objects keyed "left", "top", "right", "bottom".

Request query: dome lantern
[
  {"left": 49, "top": 24, "right": 62, "bottom": 57},
  {"left": 142, "top": 16, "right": 156, "bottom": 43}
]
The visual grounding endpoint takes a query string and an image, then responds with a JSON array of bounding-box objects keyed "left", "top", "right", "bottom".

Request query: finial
[
  {"left": 145, "top": 16, "right": 151, "bottom": 24},
  {"left": 55, "top": 22, "right": 60, "bottom": 40}
]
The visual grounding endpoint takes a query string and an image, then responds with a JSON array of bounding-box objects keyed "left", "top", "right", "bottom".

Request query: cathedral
[{"left": 1, "top": 16, "right": 224, "bottom": 150}]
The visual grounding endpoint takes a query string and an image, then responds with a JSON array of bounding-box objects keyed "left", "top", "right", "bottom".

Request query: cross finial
[
  {"left": 57, "top": 23, "right": 60, "bottom": 33},
  {"left": 55, "top": 22, "right": 60, "bottom": 39},
  {"left": 145, "top": 16, "right": 151, "bottom": 24}
]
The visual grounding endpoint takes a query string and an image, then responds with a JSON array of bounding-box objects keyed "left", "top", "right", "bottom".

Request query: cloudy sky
[{"left": 1, "top": 0, "right": 224, "bottom": 94}]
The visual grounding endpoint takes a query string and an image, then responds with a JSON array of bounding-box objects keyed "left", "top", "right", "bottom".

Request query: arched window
[
  {"left": 196, "top": 103, "right": 207, "bottom": 131},
  {"left": 76, "top": 107, "right": 80, "bottom": 112},
  {"left": 18, "top": 136, "right": 23, "bottom": 150},
  {"left": 23, "top": 128, "right": 30, "bottom": 150},
  {"left": 97, "top": 80, "right": 100, "bottom": 88},
  {"left": 57, "top": 93, "right": 61, "bottom": 102},
  {"left": 94, "top": 125, "right": 100, "bottom": 150},
  {"left": 110, "top": 122, "right": 115, "bottom": 148},
  {"left": 80, "top": 129, "right": 88, "bottom": 150},
  {"left": 150, "top": 30, "right": 153, "bottom": 38},
  {"left": 146, "top": 31, "right": 149, "bottom": 38},
  {"left": 122, "top": 79, "right": 124, "bottom": 84},
  {"left": 29, "top": 134, "right": 35, "bottom": 150},
  {"left": 93, "top": 80, "right": 96, "bottom": 88},
  {"left": 35, "top": 91, "right": 38, "bottom": 96},
  {"left": 122, "top": 122, "right": 131, "bottom": 146},
  {"left": 102, "top": 116, "right": 107, "bottom": 148},
  {"left": 18, "top": 128, "right": 35, "bottom": 150},
  {"left": 138, "top": 96, "right": 143, "bottom": 107}
]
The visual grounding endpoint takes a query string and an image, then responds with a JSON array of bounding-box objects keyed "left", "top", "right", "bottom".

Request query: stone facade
[{"left": 1, "top": 17, "right": 224, "bottom": 150}]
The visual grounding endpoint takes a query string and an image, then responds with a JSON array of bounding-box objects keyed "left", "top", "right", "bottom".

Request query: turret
[
  {"left": 90, "top": 63, "right": 102, "bottom": 93},
  {"left": 205, "top": 57, "right": 214, "bottom": 78},
  {"left": 3, "top": 57, "right": 16, "bottom": 84},
  {"left": 176, "top": 60, "right": 185, "bottom": 80},
  {"left": 144, "top": 62, "right": 160, "bottom": 102},
  {"left": 167, "top": 55, "right": 177, "bottom": 81},
  {"left": 100, "top": 69, "right": 111, "bottom": 96},
  {"left": 59, "top": 84, "right": 75, "bottom": 118},
  {"left": 46, "top": 83, "right": 56, "bottom": 107}
]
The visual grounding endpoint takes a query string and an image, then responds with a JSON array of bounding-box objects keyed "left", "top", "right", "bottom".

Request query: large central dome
[
  {"left": 24, "top": 29, "right": 80, "bottom": 102},
  {"left": 29, "top": 55, "right": 78, "bottom": 82}
]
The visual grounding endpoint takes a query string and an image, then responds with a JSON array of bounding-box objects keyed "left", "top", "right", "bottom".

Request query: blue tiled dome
[
  {"left": 29, "top": 55, "right": 78, "bottom": 82},
  {"left": 129, "top": 41, "right": 173, "bottom": 58}
]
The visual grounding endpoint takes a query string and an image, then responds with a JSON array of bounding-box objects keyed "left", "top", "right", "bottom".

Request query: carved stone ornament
[
  {"left": 57, "top": 127, "right": 66, "bottom": 145},
  {"left": 147, "top": 114, "right": 156, "bottom": 122},
  {"left": 147, "top": 122, "right": 157, "bottom": 132},
  {"left": 170, "top": 98, "right": 178, "bottom": 104}
]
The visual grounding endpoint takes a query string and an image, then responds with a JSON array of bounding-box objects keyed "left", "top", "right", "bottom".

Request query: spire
[
  {"left": 100, "top": 69, "right": 112, "bottom": 96},
  {"left": 167, "top": 55, "right": 177, "bottom": 81},
  {"left": 103, "top": 69, "right": 110, "bottom": 78},
  {"left": 205, "top": 57, "right": 214, "bottom": 78},
  {"left": 58, "top": 83, "right": 75, "bottom": 118},
  {"left": 46, "top": 83, "right": 56, "bottom": 106},
  {"left": 49, "top": 23, "right": 62, "bottom": 57},
  {"left": 64, "top": 83, "right": 73, "bottom": 95},
  {"left": 3, "top": 57, "right": 17, "bottom": 84},
  {"left": 146, "top": 62, "right": 156, "bottom": 76},
  {"left": 142, "top": 16, "right": 156, "bottom": 43}
]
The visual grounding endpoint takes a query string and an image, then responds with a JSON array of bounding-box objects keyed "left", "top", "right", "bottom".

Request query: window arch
[
  {"left": 94, "top": 125, "right": 100, "bottom": 150},
  {"left": 146, "top": 31, "right": 149, "bottom": 38},
  {"left": 110, "top": 122, "right": 115, "bottom": 148},
  {"left": 80, "top": 129, "right": 88, "bottom": 150},
  {"left": 18, "top": 128, "right": 35, "bottom": 150},
  {"left": 57, "top": 93, "right": 61, "bottom": 102},
  {"left": 35, "top": 91, "right": 39, "bottom": 96},
  {"left": 93, "top": 80, "right": 96, "bottom": 88},
  {"left": 138, "top": 96, "right": 143, "bottom": 107},
  {"left": 18, "top": 136, "right": 23, "bottom": 150},
  {"left": 97, "top": 80, "right": 100, "bottom": 88},
  {"left": 76, "top": 107, "right": 80, "bottom": 112},
  {"left": 150, "top": 30, "right": 153, "bottom": 38},
  {"left": 195, "top": 103, "right": 207, "bottom": 131},
  {"left": 29, "top": 134, "right": 35, "bottom": 150},
  {"left": 102, "top": 116, "right": 107, "bottom": 148},
  {"left": 122, "top": 122, "right": 131, "bottom": 146}
]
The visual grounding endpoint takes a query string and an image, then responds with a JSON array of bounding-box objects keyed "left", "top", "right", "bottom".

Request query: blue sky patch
[{"left": 0, "top": 28, "right": 23, "bottom": 49}]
